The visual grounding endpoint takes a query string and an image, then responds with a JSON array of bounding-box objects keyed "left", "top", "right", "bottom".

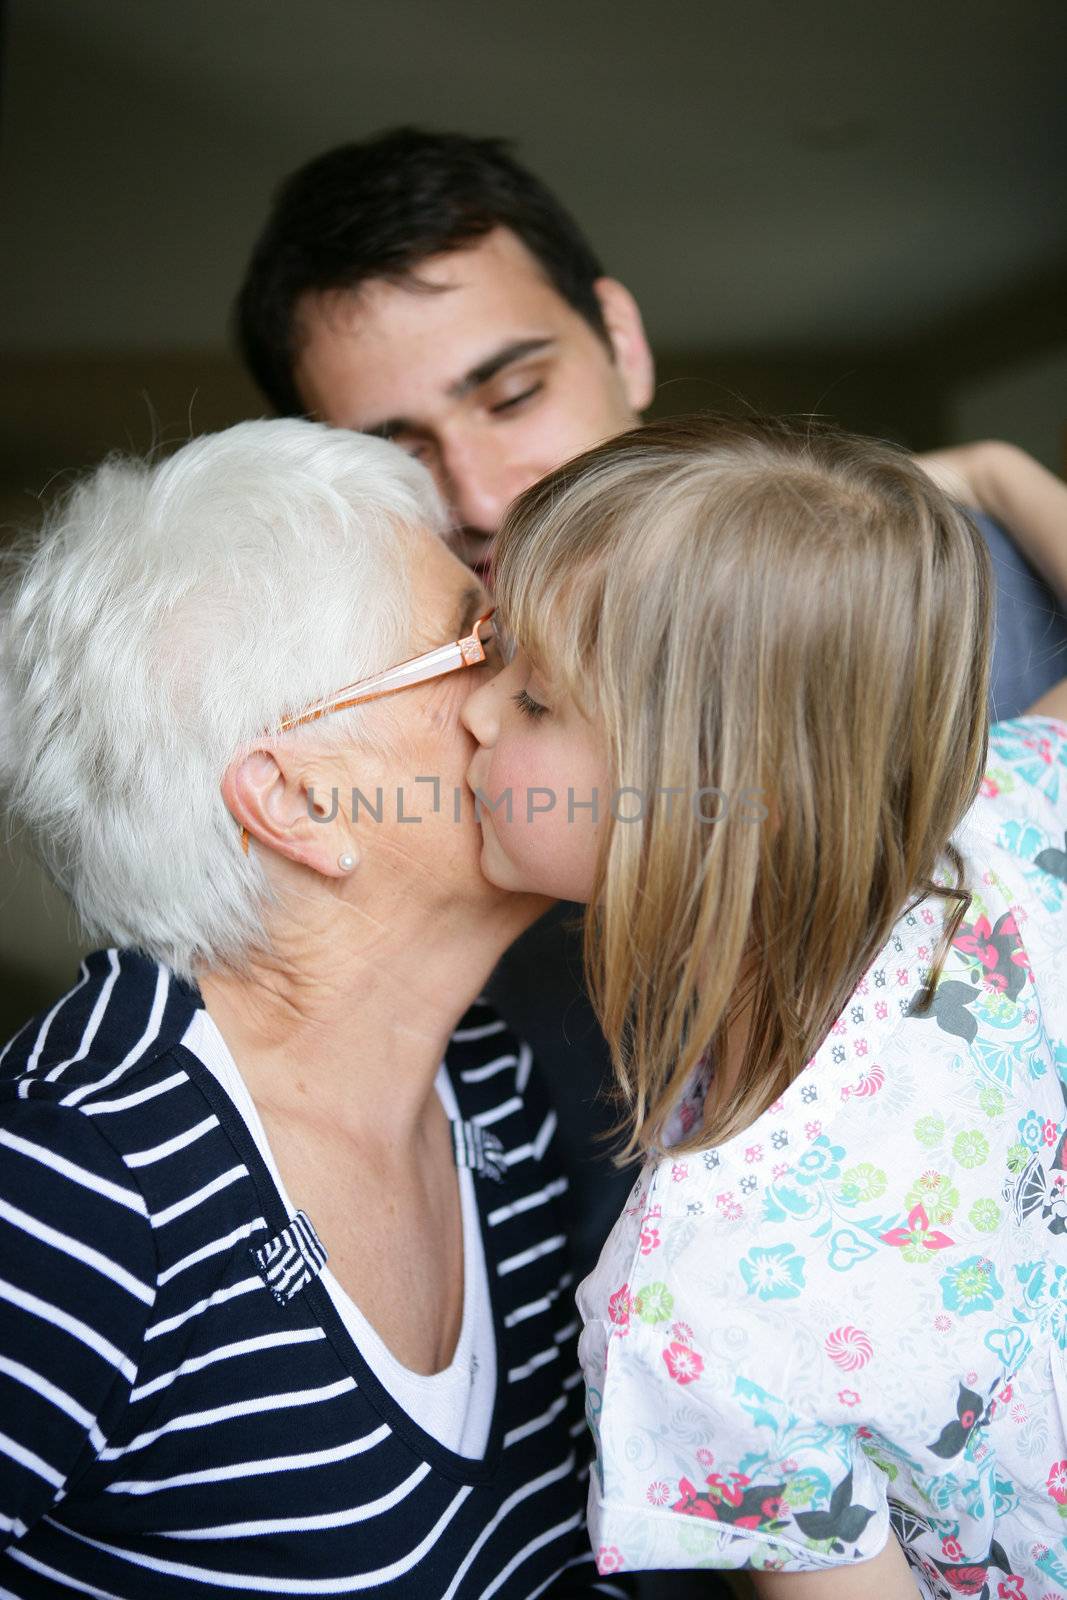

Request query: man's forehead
[{"left": 292, "top": 230, "right": 574, "bottom": 426}]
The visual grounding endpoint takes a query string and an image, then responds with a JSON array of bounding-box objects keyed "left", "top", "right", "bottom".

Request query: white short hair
[{"left": 1, "top": 419, "right": 446, "bottom": 979}]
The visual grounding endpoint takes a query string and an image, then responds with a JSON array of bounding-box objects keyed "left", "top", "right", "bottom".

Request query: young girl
[{"left": 461, "top": 416, "right": 1067, "bottom": 1599}]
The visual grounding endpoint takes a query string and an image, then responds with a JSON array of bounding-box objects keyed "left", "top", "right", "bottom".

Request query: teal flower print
[
  {"left": 795, "top": 1135, "right": 845, "bottom": 1186},
  {"left": 1018, "top": 1110, "right": 1045, "bottom": 1151},
  {"left": 1016, "top": 1260, "right": 1067, "bottom": 1332},
  {"left": 740, "top": 1243, "right": 806, "bottom": 1301},
  {"left": 940, "top": 1255, "right": 1004, "bottom": 1317}
]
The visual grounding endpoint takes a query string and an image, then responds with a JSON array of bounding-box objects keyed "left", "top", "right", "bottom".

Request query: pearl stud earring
[{"left": 337, "top": 852, "right": 357, "bottom": 873}]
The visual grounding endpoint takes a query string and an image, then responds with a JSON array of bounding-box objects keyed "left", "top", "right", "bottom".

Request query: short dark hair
[{"left": 234, "top": 127, "right": 609, "bottom": 417}]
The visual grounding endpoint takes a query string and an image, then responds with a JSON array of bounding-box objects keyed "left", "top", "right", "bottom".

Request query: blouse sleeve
[
  {"left": 0, "top": 1095, "right": 155, "bottom": 1549},
  {"left": 577, "top": 1166, "right": 895, "bottom": 1580},
  {"left": 580, "top": 1293, "right": 893, "bottom": 1576}
]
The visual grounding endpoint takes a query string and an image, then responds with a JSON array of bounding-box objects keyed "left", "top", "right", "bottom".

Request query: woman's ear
[
  {"left": 221, "top": 745, "right": 352, "bottom": 878},
  {"left": 593, "top": 277, "right": 656, "bottom": 413}
]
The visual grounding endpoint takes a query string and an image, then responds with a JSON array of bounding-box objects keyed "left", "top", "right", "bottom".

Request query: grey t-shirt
[{"left": 977, "top": 510, "right": 1067, "bottom": 718}]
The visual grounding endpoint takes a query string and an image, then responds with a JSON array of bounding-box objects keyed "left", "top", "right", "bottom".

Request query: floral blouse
[{"left": 578, "top": 717, "right": 1067, "bottom": 1598}]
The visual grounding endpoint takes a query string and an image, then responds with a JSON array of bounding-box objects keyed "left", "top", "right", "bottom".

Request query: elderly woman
[{"left": 0, "top": 421, "right": 609, "bottom": 1598}]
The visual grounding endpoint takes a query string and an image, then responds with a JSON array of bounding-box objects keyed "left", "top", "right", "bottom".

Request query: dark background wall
[{"left": 1, "top": 0, "right": 1066, "bottom": 1024}]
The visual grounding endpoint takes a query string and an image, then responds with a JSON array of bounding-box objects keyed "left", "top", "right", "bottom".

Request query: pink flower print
[
  {"left": 671, "top": 1320, "right": 695, "bottom": 1345},
  {"left": 942, "top": 1537, "right": 965, "bottom": 1562},
  {"left": 837, "top": 1388, "right": 860, "bottom": 1406},
  {"left": 804, "top": 1120, "right": 822, "bottom": 1140},
  {"left": 831, "top": 1019, "right": 847, "bottom": 1036},
  {"left": 955, "top": 915, "right": 999, "bottom": 969},
  {"left": 921, "top": 907, "right": 936, "bottom": 925},
  {"left": 979, "top": 776, "right": 999, "bottom": 799},
  {"left": 875, "top": 1000, "right": 888, "bottom": 1020},
  {"left": 646, "top": 1479, "right": 669, "bottom": 1506},
  {"left": 1011, "top": 946, "right": 1034, "bottom": 982},
  {"left": 856, "top": 978, "right": 869, "bottom": 996},
  {"left": 608, "top": 1283, "right": 633, "bottom": 1332},
  {"left": 639, "top": 1206, "right": 662, "bottom": 1255},
  {"left": 1011, "top": 1403, "right": 1028, "bottom": 1424},
  {"left": 880, "top": 1202, "right": 955, "bottom": 1253},
  {"left": 983, "top": 970, "right": 1008, "bottom": 994},
  {"left": 663, "top": 1340, "right": 704, "bottom": 1385},
  {"left": 918, "top": 945, "right": 929, "bottom": 960},
  {"left": 706, "top": 1470, "right": 751, "bottom": 1509},
  {"left": 996, "top": 1580, "right": 1025, "bottom": 1600},
  {"left": 999, "top": 1384, "right": 1013, "bottom": 1403},
  {"left": 897, "top": 967, "right": 910, "bottom": 986},
  {"left": 1043, "top": 1119, "right": 1060, "bottom": 1148},
  {"left": 696, "top": 1447, "right": 715, "bottom": 1469},
  {"left": 1047, "top": 1459, "right": 1067, "bottom": 1505},
  {"left": 597, "top": 1546, "right": 624, "bottom": 1574},
  {"left": 853, "top": 1039, "right": 868, "bottom": 1056},
  {"left": 772, "top": 1162, "right": 790, "bottom": 1180},
  {"left": 670, "top": 1161, "right": 689, "bottom": 1183},
  {"left": 825, "top": 1326, "right": 873, "bottom": 1370},
  {"left": 744, "top": 1144, "right": 763, "bottom": 1164},
  {"left": 933, "top": 1313, "right": 951, "bottom": 1333},
  {"left": 769, "top": 1097, "right": 786, "bottom": 1114}
]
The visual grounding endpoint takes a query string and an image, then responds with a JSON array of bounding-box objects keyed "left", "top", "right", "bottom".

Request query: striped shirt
[{"left": 0, "top": 949, "right": 616, "bottom": 1597}]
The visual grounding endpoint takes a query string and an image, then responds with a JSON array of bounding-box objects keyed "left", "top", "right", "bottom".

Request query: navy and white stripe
[
  {"left": 253, "top": 1211, "right": 329, "bottom": 1306},
  {"left": 0, "top": 949, "right": 617, "bottom": 1597}
]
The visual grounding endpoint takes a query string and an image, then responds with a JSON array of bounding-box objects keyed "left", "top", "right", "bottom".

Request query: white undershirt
[{"left": 181, "top": 1009, "right": 496, "bottom": 1457}]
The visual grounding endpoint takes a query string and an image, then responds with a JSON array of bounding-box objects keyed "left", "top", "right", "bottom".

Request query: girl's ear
[{"left": 593, "top": 277, "right": 656, "bottom": 413}]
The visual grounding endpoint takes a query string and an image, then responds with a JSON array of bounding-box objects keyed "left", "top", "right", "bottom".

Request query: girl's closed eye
[{"left": 512, "top": 687, "right": 549, "bottom": 721}]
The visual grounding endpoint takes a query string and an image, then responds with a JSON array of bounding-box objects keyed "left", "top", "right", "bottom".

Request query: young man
[{"left": 235, "top": 128, "right": 1067, "bottom": 1282}]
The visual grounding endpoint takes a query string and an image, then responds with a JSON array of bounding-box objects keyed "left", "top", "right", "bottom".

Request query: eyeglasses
[
  {"left": 278, "top": 608, "right": 498, "bottom": 731},
  {"left": 240, "top": 608, "right": 497, "bottom": 852}
]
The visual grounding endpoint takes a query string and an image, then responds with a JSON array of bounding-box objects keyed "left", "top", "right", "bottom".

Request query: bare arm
[
  {"left": 916, "top": 440, "right": 1067, "bottom": 604},
  {"left": 750, "top": 1535, "right": 920, "bottom": 1599}
]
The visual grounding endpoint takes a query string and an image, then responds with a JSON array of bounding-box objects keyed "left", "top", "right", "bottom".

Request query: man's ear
[
  {"left": 593, "top": 277, "right": 655, "bottom": 413},
  {"left": 221, "top": 746, "right": 351, "bottom": 879}
]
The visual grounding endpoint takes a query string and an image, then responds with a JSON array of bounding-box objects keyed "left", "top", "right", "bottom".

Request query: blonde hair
[{"left": 494, "top": 415, "right": 992, "bottom": 1155}]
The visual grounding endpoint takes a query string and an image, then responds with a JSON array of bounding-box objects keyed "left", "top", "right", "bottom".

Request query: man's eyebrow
[
  {"left": 448, "top": 337, "right": 556, "bottom": 400},
  {"left": 363, "top": 338, "right": 556, "bottom": 440}
]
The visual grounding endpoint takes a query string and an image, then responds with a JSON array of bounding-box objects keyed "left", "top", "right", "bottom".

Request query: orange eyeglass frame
[{"left": 239, "top": 609, "right": 497, "bottom": 853}]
